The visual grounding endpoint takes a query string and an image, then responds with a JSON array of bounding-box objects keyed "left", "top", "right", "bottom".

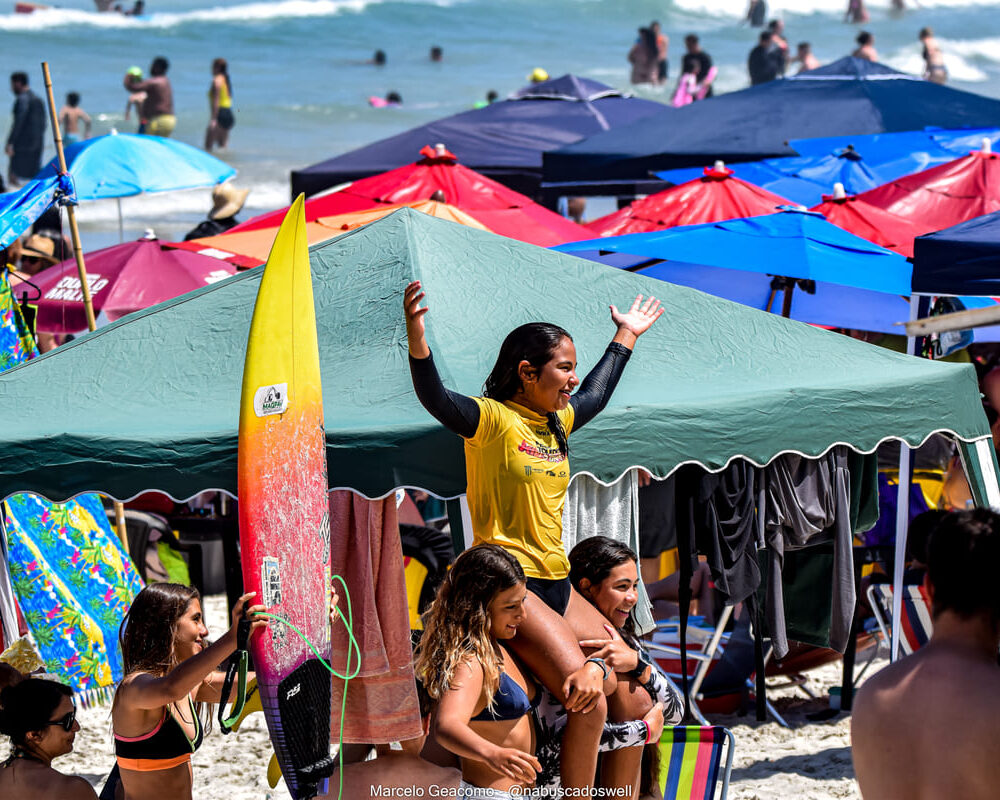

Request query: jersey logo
[{"left": 517, "top": 439, "right": 566, "bottom": 464}]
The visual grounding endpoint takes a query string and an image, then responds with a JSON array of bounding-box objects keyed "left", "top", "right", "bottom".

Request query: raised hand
[
  {"left": 403, "top": 280, "right": 430, "bottom": 359},
  {"left": 610, "top": 294, "right": 664, "bottom": 340}
]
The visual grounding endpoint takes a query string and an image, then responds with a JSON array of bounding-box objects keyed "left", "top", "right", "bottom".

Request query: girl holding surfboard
[
  {"left": 111, "top": 583, "right": 266, "bottom": 800},
  {"left": 414, "top": 544, "right": 540, "bottom": 799},
  {"left": 404, "top": 280, "right": 663, "bottom": 794}
]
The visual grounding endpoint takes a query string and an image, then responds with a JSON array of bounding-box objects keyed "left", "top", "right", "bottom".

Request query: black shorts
[
  {"left": 216, "top": 107, "right": 235, "bottom": 131},
  {"left": 526, "top": 576, "right": 571, "bottom": 615}
]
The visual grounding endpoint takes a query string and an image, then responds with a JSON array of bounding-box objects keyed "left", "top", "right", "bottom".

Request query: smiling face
[
  {"left": 173, "top": 598, "right": 209, "bottom": 661},
  {"left": 488, "top": 583, "right": 527, "bottom": 640},
  {"left": 586, "top": 561, "right": 639, "bottom": 628},
  {"left": 517, "top": 336, "right": 579, "bottom": 414},
  {"left": 28, "top": 693, "right": 79, "bottom": 761}
]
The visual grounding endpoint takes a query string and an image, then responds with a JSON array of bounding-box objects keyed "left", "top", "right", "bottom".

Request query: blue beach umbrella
[
  {"left": 555, "top": 208, "right": 1000, "bottom": 339},
  {"left": 0, "top": 172, "right": 76, "bottom": 249},
  {"left": 35, "top": 133, "right": 235, "bottom": 240},
  {"left": 654, "top": 128, "right": 1000, "bottom": 207}
]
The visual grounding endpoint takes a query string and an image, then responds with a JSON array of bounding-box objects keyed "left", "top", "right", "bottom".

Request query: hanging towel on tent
[
  {"left": 328, "top": 490, "right": 422, "bottom": 744},
  {"left": 762, "top": 447, "right": 855, "bottom": 659},
  {"left": 4, "top": 493, "right": 143, "bottom": 703},
  {"left": 0, "top": 268, "right": 38, "bottom": 367},
  {"left": 562, "top": 470, "right": 655, "bottom": 633}
]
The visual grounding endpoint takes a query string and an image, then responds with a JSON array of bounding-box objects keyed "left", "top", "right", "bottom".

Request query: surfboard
[{"left": 238, "top": 195, "right": 333, "bottom": 800}]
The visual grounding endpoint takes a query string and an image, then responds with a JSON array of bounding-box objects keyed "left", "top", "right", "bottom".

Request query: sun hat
[
  {"left": 127, "top": 66, "right": 144, "bottom": 79},
  {"left": 20, "top": 234, "right": 58, "bottom": 265},
  {"left": 209, "top": 183, "right": 250, "bottom": 220}
]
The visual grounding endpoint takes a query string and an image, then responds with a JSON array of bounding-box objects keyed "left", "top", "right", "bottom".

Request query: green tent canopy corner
[{"left": 0, "top": 208, "right": 993, "bottom": 503}]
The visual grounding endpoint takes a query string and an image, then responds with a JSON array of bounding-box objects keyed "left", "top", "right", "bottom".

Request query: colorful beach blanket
[{"left": 4, "top": 493, "right": 143, "bottom": 704}]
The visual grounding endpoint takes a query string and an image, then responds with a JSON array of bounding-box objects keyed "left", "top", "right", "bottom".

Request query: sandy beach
[{"left": 55, "top": 595, "right": 876, "bottom": 800}]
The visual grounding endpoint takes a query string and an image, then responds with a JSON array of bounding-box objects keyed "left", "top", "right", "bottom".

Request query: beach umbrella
[
  {"left": 810, "top": 190, "right": 924, "bottom": 257},
  {"left": 175, "top": 199, "right": 490, "bottom": 267},
  {"left": 290, "top": 75, "right": 665, "bottom": 199},
  {"left": 235, "top": 145, "right": 586, "bottom": 247},
  {"left": 858, "top": 145, "right": 1000, "bottom": 235},
  {"left": 912, "top": 209, "right": 1000, "bottom": 296},
  {"left": 0, "top": 209, "right": 993, "bottom": 508},
  {"left": 585, "top": 164, "right": 789, "bottom": 237},
  {"left": 33, "top": 132, "right": 236, "bottom": 240},
  {"left": 32, "top": 238, "right": 236, "bottom": 333},
  {"left": 653, "top": 128, "right": 1000, "bottom": 207},
  {"left": 556, "top": 209, "right": 1000, "bottom": 338},
  {"left": 542, "top": 58, "right": 1000, "bottom": 193},
  {"left": 0, "top": 173, "right": 76, "bottom": 249}
]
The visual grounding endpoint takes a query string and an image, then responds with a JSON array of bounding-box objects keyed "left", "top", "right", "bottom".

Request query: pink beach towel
[{"left": 328, "top": 490, "right": 422, "bottom": 744}]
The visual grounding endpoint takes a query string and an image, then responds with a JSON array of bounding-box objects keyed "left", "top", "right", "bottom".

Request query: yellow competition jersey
[{"left": 466, "top": 397, "right": 575, "bottom": 579}]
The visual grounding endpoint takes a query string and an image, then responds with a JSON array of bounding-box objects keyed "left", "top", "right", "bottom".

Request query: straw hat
[
  {"left": 20, "top": 234, "right": 58, "bottom": 265},
  {"left": 209, "top": 183, "right": 250, "bottom": 220}
]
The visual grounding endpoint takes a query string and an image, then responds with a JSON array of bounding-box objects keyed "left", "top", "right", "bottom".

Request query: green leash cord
[
  {"left": 218, "top": 615, "right": 251, "bottom": 733},
  {"left": 257, "top": 574, "right": 362, "bottom": 800}
]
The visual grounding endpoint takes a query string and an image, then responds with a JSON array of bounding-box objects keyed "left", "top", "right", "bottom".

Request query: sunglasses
[{"left": 46, "top": 707, "right": 76, "bottom": 732}]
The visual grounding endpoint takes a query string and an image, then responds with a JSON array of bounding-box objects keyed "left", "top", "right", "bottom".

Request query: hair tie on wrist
[{"left": 585, "top": 656, "right": 609, "bottom": 680}]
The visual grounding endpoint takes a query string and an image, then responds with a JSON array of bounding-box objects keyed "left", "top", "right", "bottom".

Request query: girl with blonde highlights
[{"left": 415, "top": 545, "right": 541, "bottom": 799}]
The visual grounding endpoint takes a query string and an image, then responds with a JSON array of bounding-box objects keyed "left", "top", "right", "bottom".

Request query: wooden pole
[{"left": 41, "top": 62, "right": 129, "bottom": 550}]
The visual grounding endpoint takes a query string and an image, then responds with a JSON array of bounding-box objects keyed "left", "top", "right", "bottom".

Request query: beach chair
[
  {"left": 658, "top": 725, "right": 735, "bottom": 800},
  {"left": 866, "top": 582, "right": 933, "bottom": 656}
]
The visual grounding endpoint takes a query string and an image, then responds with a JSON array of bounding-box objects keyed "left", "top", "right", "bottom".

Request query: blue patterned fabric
[{"left": 4, "top": 493, "right": 143, "bottom": 703}]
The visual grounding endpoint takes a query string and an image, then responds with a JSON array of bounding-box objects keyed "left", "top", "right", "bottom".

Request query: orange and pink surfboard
[{"left": 238, "top": 195, "right": 333, "bottom": 799}]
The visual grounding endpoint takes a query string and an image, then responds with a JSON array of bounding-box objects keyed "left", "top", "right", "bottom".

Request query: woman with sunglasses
[
  {"left": 0, "top": 676, "right": 97, "bottom": 799},
  {"left": 112, "top": 583, "right": 266, "bottom": 800}
]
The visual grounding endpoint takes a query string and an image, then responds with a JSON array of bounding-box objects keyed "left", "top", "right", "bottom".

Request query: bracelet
[
  {"left": 585, "top": 656, "right": 610, "bottom": 680},
  {"left": 643, "top": 719, "right": 653, "bottom": 745}
]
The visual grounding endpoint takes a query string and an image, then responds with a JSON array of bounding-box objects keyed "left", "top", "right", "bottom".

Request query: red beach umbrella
[
  {"left": 810, "top": 189, "right": 924, "bottom": 257},
  {"left": 33, "top": 239, "right": 236, "bottom": 334},
  {"left": 857, "top": 145, "right": 1000, "bottom": 235},
  {"left": 584, "top": 164, "right": 791, "bottom": 237},
  {"left": 232, "top": 145, "right": 587, "bottom": 247}
]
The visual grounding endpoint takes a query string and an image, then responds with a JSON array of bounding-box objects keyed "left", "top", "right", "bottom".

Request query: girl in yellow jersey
[
  {"left": 205, "top": 58, "right": 234, "bottom": 152},
  {"left": 404, "top": 280, "right": 662, "bottom": 794}
]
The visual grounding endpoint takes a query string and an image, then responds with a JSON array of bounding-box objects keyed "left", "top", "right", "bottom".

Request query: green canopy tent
[{"left": 0, "top": 208, "right": 995, "bottom": 507}]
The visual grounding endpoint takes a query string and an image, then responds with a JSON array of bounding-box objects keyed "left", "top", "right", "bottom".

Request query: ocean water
[{"left": 3, "top": 0, "right": 1000, "bottom": 246}]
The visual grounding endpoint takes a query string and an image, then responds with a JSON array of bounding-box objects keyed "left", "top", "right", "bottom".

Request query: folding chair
[
  {"left": 866, "top": 582, "right": 933, "bottom": 656},
  {"left": 658, "top": 725, "right": 735, "bottom": 800}
]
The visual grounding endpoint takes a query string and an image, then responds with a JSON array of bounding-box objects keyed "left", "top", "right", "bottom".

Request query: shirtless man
[
  {"left": 852, "top": 31, "right": 878, "bottom": 62},
  {"left": 852, "top": 509, "right": 1000, "bottom": 800},
  {"left": 58, "top": 93, "right": 91, "bottom": 144}
]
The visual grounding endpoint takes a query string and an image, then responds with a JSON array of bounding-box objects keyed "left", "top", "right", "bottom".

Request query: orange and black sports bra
[{"left": 115, "top": 697, "right": 204, "bottom": 772}]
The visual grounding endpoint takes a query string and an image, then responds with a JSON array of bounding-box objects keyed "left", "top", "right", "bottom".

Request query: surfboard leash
[
  {"left": 257, "top": 574, "right": 361, "bottom": 800},
  {"left": 217, "top": 612, "right": 252, "bottom": 734}
]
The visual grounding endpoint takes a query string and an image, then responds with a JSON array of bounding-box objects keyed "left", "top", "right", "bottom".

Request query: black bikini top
[{"left": 471, "top": 671, "right": 534, "bottom": 722}]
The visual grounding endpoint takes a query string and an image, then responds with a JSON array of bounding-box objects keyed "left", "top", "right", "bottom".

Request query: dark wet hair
[
  {"left": 212, "top": 58, "right": 231, "bottom": 95},
  {"left": 0, "top": 679, "right": 73, "bottom": 746},
  {"left": 856, "top": 31, "right": 873, "bottom": 46},
  {"left": 685, "top": 34, "right": 699, "bottom": 46},
  {"left": 483, "top": 322, "right": 573, "bottom": 456},
  {"left": 151, "top": 57, "right": 169, "bottom": 76},
  {"left": 10, "top": 72, "right": 28, "bottom": 87},
  {"left": 486, "top": 89, "right": 498, "bottom": 103},
  {"left": 430, "top": 46, "right": 443, "bottom": 61},
  {"left": 66, "top": 92, "right": 80, "bottom": 107},
  {"left": 919, "top": 27, "right": 933, "bottom": 39},
  {"left": 373, "top": 49, "right": 386, "bottom": 65},
  {"left": 386, "top": 91, "right": 402, "bottom": 104},
  {"left": 119, "top": 583, "right": 201, "bottom": 677},
  {"left": 927, "top": 509, "right": 1000, "bottom": 625},
  {"left": 569, "top": 536, "right": 640, "bottom": 639}
]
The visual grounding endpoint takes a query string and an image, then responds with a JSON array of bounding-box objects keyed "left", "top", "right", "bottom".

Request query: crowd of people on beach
[{"left": 625, "top": 10, "right": 949, "bottom": 101}]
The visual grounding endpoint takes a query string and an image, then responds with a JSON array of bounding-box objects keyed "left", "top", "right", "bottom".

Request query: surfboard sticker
[{"left": 253, "top": 383, "right": 288, "bottom": 417}]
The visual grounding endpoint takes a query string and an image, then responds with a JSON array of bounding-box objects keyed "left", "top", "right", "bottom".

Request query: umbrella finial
[
  {"left": 982, "top": 138, "right": 992, "bottom": 155},
  {"left": 434, "top": 143, "right": 447, "bottom": 156},
  {"left": 714, "top": 160, "right": 726, "bottom": 172},
  {"left": 833, "top": 182, "right": 847, "bottom": 200}
]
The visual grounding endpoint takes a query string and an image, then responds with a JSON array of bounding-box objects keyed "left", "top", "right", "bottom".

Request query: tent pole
[
  {"left": 42, "top": 63, "right": 128, "bottom": 550},
  {"left": 780, "top": 281, "right": 794, "bottom": 317},
  {"left": 890, "top": 295, "right": 922, "bottom": 662}
]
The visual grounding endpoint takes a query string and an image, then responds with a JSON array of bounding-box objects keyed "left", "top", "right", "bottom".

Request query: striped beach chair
[
  {"left": 658, "top": 725, "right": 735, "bottom": 800},
  {"left": 866, "top": 583, "right": 934, "bottom": 656}
]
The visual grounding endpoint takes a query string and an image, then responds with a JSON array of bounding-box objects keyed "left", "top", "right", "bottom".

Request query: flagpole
[{"left": 42, "top": 62, "right": 129, "bottom": 552}]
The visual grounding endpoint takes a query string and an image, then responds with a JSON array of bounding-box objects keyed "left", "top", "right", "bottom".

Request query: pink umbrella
[{"left": 34, "top": 239, "right": 236, "bottom": 334}]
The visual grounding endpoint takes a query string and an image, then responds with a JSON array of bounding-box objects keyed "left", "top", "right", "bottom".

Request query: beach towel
[
  {"left": 4, "top": 493, "right": 143, "bottom": 704},
  {"left": 562, "top": 471, "right": 655, "bottom": 633},
  {"left": 328, "top": 490, "right": 422, "bottom": 744}
]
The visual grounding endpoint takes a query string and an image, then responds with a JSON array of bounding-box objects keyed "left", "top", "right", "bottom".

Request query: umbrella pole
[
  {"left": 117, "top": 198, "right": 124, "bottom": 243},
  {"left": 42, "top": 63, "right": 129, "bottom": 551},
  {"left": 781, "top": 282, "right": 794, "bottom": 317}
]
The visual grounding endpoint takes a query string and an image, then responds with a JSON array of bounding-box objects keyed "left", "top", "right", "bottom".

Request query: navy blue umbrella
[
  {"left": 543, "top": 58, "right": 1000, "bottom": 191},
  {"left": 290, "top": 75, "right": 665, "bottom": 199},
  {"left": 912, "top": 210, "right": 1000, "bottom": 296}
]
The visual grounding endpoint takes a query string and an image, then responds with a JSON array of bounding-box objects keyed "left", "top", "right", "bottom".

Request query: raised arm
[
  {"left": 405, "top": 280, "right": 481, "bottom": 437},
  {"left": 117, "top": 592, "right": 266, "bottom": 710},
  {"left": 571, "top": 294, "right": 663, "bottom": 430}
]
